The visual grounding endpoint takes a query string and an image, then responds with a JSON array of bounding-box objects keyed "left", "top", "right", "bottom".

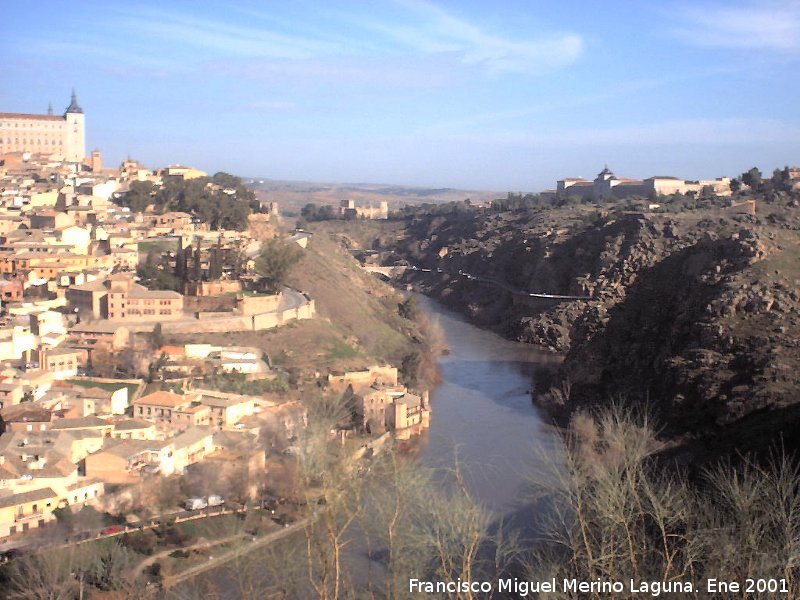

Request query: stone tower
[{"left": 64, "top": 89, "right": 85, "bottom": 162}]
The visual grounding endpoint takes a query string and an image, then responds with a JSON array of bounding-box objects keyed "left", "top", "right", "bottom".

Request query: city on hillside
[
  {"left": 0, "top": 95, "right": 433, "bottom": 564},
  {"left": 3, "top": 1, "right": 800, "bottom": 596}
]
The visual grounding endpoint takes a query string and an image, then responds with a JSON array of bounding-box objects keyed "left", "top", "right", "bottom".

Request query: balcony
[{"left": 15, "top": 510, "right": 44, "bottom": 523}]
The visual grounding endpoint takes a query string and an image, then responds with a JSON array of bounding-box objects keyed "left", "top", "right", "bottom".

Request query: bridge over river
[{"left": 361, "top": 263, "right": 592, "bottom": 300}]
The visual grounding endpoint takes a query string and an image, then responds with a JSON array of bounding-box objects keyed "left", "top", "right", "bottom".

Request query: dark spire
[
  {"left": 47, "top": 102, "right": 53, "bottom": 116},
  {"left": 65, "top": 89, "right": 83, "bottom": 114}
]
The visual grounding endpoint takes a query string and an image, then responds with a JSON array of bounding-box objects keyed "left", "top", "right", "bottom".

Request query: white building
[{"left": 0, "top": 91, "right": 86, "bottom": 162}]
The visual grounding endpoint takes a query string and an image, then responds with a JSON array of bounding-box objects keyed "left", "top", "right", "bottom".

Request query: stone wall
[
  {"left": 237, "top": 293, "right": 282, "bottom": 315},
  {"left": 185, "top": 279, "right": 242, "bottom": 297},
  {"left": 183, "top": 295, "right": 237, "bottom": 313},
  {"left": 327, "top": 365, "right": 398, "bottom": 392}
]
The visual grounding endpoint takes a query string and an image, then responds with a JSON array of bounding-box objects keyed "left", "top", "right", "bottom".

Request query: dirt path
[
  {"left": 163, "top": 517, "right": 311, "bottom": 588},
  {"left": 131, "top": 532, "right": 246, "bottom": 579}
]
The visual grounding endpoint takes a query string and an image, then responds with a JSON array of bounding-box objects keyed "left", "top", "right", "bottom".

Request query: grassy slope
[{"left": 168, "top": 222, "right": 421, "bottom": 381}]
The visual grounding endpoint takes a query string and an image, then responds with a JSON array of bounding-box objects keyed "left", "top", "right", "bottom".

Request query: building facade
[
  {"left": 67, "top": 274, "right": 184, "bottom": 321},
  {"left": 548, "top": 167, "right": 732, "bottom": 201},
  {"left": 133, "top": 391, "right": 211, "bottom": 432},
  {"left": 0, "top": 91, "right": 86, "bottom": 162}
]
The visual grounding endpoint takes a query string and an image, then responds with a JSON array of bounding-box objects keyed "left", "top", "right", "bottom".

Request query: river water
[
  {"left": 186, "top": 296, "right": 563, "bottom": 597},
  {"left": 416, "top": 295, "right": 562, "bottom": 515}
]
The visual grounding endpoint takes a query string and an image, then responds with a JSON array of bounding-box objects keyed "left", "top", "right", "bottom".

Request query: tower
[{"left": 63, "top": 89, "right": 85, "bottom": 162}]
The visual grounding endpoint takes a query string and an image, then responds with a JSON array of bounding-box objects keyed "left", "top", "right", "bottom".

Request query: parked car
[
  {"left": 100, "top": 525, "right": 125, "bottom": 535},
  {"left": 207, "top": 494, "right": 225, "bottom": 507},
  {"left": 184, "top": 498, "right": 208, "bottom": 510}
]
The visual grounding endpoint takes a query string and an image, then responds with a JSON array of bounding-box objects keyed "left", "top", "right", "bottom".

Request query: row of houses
[{"left": 0, "top": 383, "right": 307, "bottom": 539}]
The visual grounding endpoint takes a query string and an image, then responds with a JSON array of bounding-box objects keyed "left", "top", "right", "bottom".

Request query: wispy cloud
[
  {"left": 349, "top": 0, "right": 583, "bottom": 74},
  {"left": 69, "top": 1, "right": 582, "bottom": 79},
  {"left": 204, "top": 53, "right": 472, "bottom": 88},
  {"left": 116, "top": 11, "right": 342, "bottom": 60},
  {"left": 671, "top": 2, "right": 800, "bottom": 51}
]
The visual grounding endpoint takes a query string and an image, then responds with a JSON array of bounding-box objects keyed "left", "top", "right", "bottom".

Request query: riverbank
[
  {"left": 167, "top": 293, "right": 565, "bottom": 598},
  {"left": 378, "top": 200, "right": 800, "bottom": 463}
]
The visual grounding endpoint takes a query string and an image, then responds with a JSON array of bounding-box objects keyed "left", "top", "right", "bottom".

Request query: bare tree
[
  {"left": 4, "top": 541, "right": 142, "bottom": 600},
  {"left": 4, "top": 547, "right": 82, "bottom": 600},
  {"left": 294, "top": 394, "right": 363, "bottom": 600},
  {"left": 525, "top": 404, "right": 800, "bottom": 599}
]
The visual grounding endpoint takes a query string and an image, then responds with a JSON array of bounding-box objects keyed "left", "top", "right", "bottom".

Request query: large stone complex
[
  {"left": 0, "top": 91, "right": 86, "bottom": 162},
  {"left": 545, "top": 166, "right": 731, "bottom": 201}
]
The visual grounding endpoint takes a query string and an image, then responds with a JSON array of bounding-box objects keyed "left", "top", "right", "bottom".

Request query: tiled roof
[
  {"left": 172, "top": 426, "right": 212, "bottom": 450},
  {"left": 70, "top": 322, "right": 128, "bottom": 334},
  {"left": 112, "top": 418, "right": 154, "bottom": 431},
  {"left": 0, "top": 487, "right": 58, "bottom": 509},
  {"left": 50, "top": 416, "right": 110, "bottom": 430},
  {"left": 135, "top": 390, "right": 193, "bottom": 408},
  {"left": 0, "top": 113, "right": 64, "bottom": 122},
  {"left": 127, "top": 284, "right": 182, "bottom": 299},
  {"left": 97, "top": 438, "right": 166, "bottom": 460}
]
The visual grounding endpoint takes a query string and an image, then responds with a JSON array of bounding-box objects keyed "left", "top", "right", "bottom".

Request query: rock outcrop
[{"left": 386, "top": 198, "right": 800, "bottom": 453}]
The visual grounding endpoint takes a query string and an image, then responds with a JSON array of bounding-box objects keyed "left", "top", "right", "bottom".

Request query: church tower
[{"left": 63, "top": 89, "right": 85, "bottom": 162}]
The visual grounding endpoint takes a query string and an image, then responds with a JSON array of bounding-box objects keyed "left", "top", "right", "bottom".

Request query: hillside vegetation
[
  {"left": 379, "top": 183, "right": 800, "bottom": 461},
  {"left": 169, "top": 222, "right": 434, "bottom": 387}
]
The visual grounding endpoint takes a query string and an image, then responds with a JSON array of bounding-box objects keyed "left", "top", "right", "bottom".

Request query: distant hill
[{"left": 245, "top": 177, "right": 499, "bottom": 217}]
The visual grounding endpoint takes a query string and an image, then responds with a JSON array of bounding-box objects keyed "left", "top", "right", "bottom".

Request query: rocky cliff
[{"left": 384, "top": 198, "right": 800, "bottom": 455}]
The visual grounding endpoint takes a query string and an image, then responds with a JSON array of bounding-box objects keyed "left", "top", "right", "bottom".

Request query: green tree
[
  {"left": 771, "top": 166, "right": 792, "bottom": 193},
  {"left": 122, "top": 181, "right": 156, "bottom": 212},
  {"left": 301, "top": 203, "right": 336, "bottom": 221},
  {"left": 133, "top": 175, "right": 256, "bottom": 230},
  {"left": 398, "top": 296, "right": 419, "bottom": 320},
  {"left": 137, "top": 250, "right": 179, "bottom": 291},
  {"left": 399, "top": 350, "right": 422, "bottom": 388},
  {"left": 174, "top": 240, "right": 186, "bottom": 286},
  {"left": 254, "top": 238, "right": 305, "bottom": 293},
  {"left": 151, "top": 323, "right": 164, "bottom": 349},
  {"left": 742, "top": 166, "right": 762, "bottom": 190},
  {"left": 211, "top": 171, "right": 242, "bottom": 189},
  {"left": 209, "top": 237, "right": 223, "bottom": 280},
  {"left": 192, "top": 241, "right": 202, "bottom": 281}
]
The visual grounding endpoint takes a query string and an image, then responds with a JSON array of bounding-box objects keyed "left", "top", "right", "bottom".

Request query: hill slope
[{"left": 383, "top": 196, "right": 800, "bottom": 458}]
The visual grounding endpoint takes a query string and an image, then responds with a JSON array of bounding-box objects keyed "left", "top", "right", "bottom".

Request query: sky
[{"left": 2, "top": 0, "right": 799, "bottom": 191}]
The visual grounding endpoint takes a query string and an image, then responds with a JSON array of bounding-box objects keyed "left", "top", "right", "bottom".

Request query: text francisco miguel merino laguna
[{"left": 410, "top": 577, "right": 731, "bottom": 596}]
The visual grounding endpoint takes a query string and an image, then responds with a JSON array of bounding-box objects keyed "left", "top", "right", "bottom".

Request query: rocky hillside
[{"left": 381, "top": 195, "right": 800, "bottom": 456}]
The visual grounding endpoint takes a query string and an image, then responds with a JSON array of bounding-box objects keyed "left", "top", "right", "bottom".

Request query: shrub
[
  {"left": 527, "top": 405, "right": 800, "bottom": 597},
  {"left": 121, "top": 530, "right": 157, "bottom": 555}
]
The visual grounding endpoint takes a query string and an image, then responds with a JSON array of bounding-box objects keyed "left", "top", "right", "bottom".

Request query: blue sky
[{"left": 2, "top": 1, "right": 799, "bottom": 190}]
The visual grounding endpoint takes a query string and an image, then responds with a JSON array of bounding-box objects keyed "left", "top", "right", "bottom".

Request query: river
[
  {"left": 179, "top": 296, "right": 563, "bottom": 597},
  {"left": 416, "top": 295, "right": 562, "bottom": 514}
]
